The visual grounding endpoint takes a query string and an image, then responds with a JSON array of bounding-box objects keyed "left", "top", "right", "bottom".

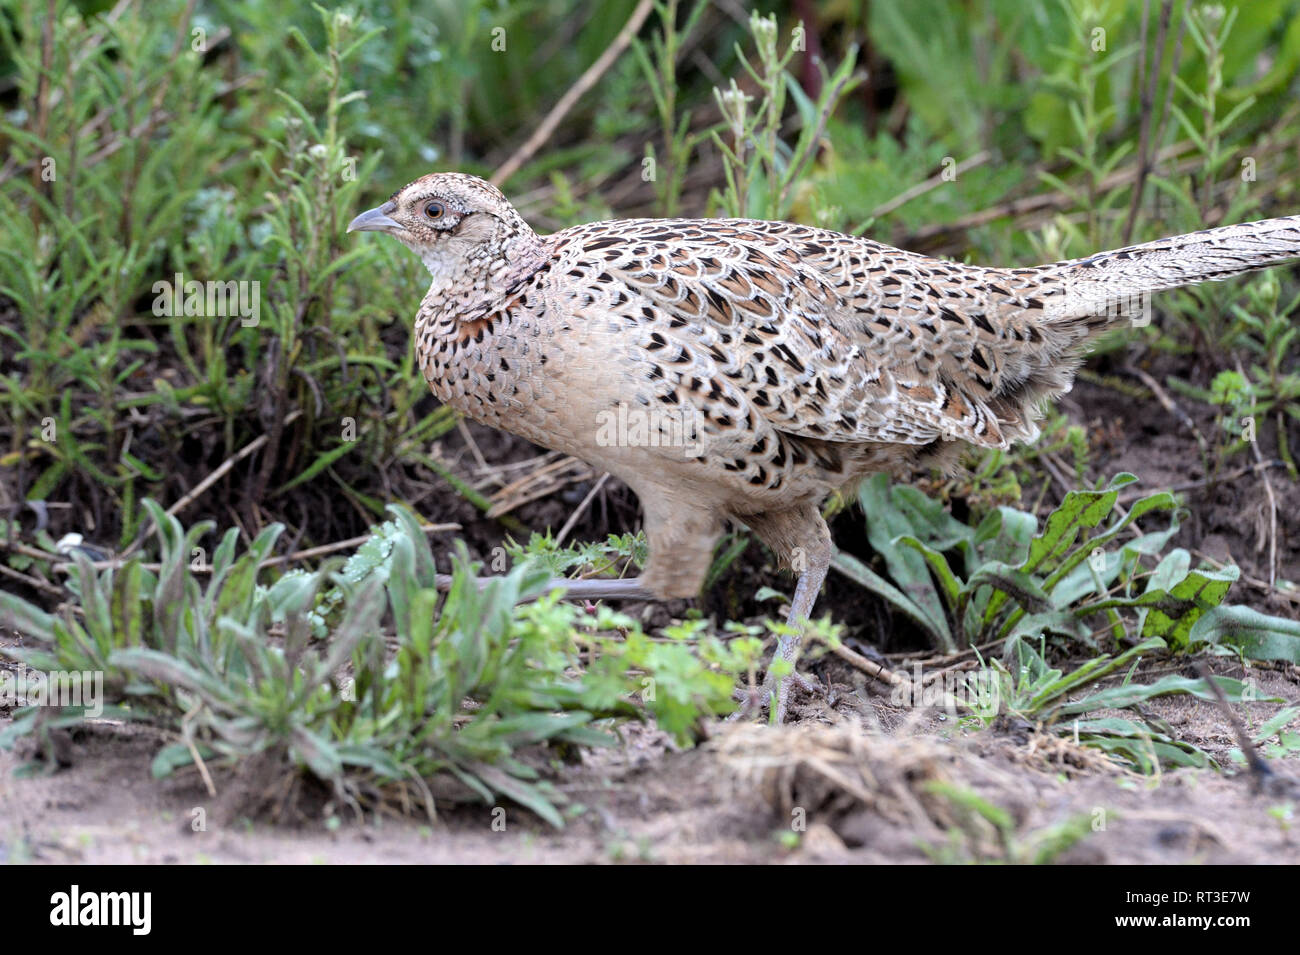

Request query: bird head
[{"left": 347, "top": 172, "right": 540, "bottom": 286}]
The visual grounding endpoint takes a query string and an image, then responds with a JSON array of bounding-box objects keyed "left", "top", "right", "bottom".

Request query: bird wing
[{"left": 566, "top": 218, "right": 1055, "bottom": 450}]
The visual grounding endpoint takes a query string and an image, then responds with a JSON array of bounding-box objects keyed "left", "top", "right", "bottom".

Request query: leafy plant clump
[
  {"left": 836, "top": 472, "right": 1299, "bottom": 772},
  {"left": 836, "top": 471, "right": 1300, "bottom": 662},
  {"left": 963, "top": 636, "right": 1275, "bottom": 773},
  {"left": 0, "top": 501, "right": 750, "bottom": 826}
]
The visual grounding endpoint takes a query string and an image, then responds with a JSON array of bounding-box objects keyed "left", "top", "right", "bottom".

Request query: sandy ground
[{"left": 3, "top": 654, "right": 1297, "bottom": 865}]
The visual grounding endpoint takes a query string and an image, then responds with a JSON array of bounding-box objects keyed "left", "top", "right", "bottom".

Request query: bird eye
[{"left": 424, "top": 201, "right": 445, "bottom": 220}]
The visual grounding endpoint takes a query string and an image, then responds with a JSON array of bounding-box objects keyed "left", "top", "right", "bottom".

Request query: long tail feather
[{"left": 1039, "top": 215, "right": 1300, "bottom": 321}]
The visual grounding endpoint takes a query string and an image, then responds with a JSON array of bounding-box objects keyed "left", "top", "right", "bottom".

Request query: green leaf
[
  {"left": 110, "top": 559, "right": 144, "bottom": 647},
  {"left": 274, "top": 440, "right": 358, "bottom": 495},
  {"left": 832, "top": 551, "right": 950, "bottom": 649},
  {"left": 1058, "top": 673, "right": 1277, "bottom": 717},
  {"left": 1072, "top": 719, "right": 1212, "bottom": 771},
  {"left": 472, "top": 763, "right": 565, "bottom": 829},
  {"left": 151, "top": 742, "right": 212, "bottom": 778},
  {"left": 110, "top": 647, "right": 237, "bottom": 708},
  {"left": 1252, "top": 706, "right": 1300, "bottom": 745},
  {"left": 1188, "top": 604, "right": 1300, "bottom": 663},
  {"left": 854, "top": 475, "right": 958, "bottom": 650},
  {"left": 967, "top": 563, "right": 1052, "bottom": 614},
  {"left": 292, "top": 725, "right": 343, "bottom": 781},
  {"left": 895, "top": 535, "right": 963, "bottom": 606},
  {"left": 0, "top": 590, "right": 56, "bottom": 643},
  {"left": 1023, "top": 482, "right": 1123, "bottom": 576},
  {"left": 972, "top": 506, "right": 1037, "bottom": 568},
  {"left": 214, "top": 522, "right": 284, "bottom": 623}
]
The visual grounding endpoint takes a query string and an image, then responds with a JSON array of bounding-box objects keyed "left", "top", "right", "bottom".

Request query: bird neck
[{"left": 419, "top": 218, "right": 547, "bottom": 325}]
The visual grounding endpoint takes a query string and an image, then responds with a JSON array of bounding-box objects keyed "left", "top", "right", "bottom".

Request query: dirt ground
[{"left": 2, "top": 650, "right": 1297, "bottom": 864}]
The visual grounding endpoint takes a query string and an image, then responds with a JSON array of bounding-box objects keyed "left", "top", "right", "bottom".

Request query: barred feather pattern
[{"left": 376, "top": 172, "right": 1300, "bottom": 600}]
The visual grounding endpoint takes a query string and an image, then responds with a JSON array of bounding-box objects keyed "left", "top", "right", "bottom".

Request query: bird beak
[{"left": 347, "top": 202, "right": 402, "bottom": 234}]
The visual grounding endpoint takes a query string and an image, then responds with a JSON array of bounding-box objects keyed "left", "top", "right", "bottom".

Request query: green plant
[
  {"left": 1035, "top": 0, "right": 1140, "bottom": 252},
  {"left": 1134, "top": 4, "right": 1274, "bottom": 353},
  {"left": 950, "top": 409, "right": 1089, "bottom": 510},
  {"left": 1167, "top": 273, "right": 1300, "bottom": 474},
  {"left": 633, "top": 0, "right": 711, "bottom": 216},
  {"left": 836, "top": 472, "right": 1300, "bottom": 661},
  {"left": 919, "top": 781, "right": 1097, "bottom": 864},
  {"left": 0, "top": 2, "right": 441, "bottom": 544},
  {"left": 503, "top": 530, "right": 648, "bottom": 582},
  {"left": 1229, "top": 705, "right": 1300, "bottom": 763},
  {"left": 962, "top": 637, "right": 1271, "bottom": 772},
  {"left": 709, "top": 11, "right": 862, "bottom": 220},
  {"left": 0, "top": 500, "right": 746, "bottom": 824},
  {"left": 838, "top": 470, "right": 1300, "bottom": 771}
]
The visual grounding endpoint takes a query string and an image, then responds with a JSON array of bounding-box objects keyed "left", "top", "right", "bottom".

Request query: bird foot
[
  {"left": 727, "top": 669, "right": 820, "bottom": 724},
  {"left": 435, "top": 573, "right": 654, "bottom": 601}
]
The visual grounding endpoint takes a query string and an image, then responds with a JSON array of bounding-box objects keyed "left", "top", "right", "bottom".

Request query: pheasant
[{"left": 349, "top": 172, "right": 1300, "bottom": 721}]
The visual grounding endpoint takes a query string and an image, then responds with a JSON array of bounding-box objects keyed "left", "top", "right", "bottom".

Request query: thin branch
[
  {"left": 121, "top": 411, "right": 302, "bottom": 557},
  {"left": 491, "top": 0, "right": 655, "bottom": 187},
  {"left": 555, "top": 472, "right": 611, "bottom": 546}
]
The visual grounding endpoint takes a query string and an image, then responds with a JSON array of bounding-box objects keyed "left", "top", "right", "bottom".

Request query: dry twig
[{"left": 491, "top": 0, "right": 655, "bottom": 187}]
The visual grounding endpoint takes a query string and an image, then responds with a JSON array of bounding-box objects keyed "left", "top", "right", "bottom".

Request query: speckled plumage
[{"left": 350, "top": 172, "right": 1300, "bottom": 720}]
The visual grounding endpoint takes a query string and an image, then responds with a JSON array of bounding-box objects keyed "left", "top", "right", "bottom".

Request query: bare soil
[{"left": 2, "top": 650, "right": 1298, "bottom": 864}]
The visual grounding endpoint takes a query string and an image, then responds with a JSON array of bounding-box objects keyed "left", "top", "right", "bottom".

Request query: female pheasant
[{"left": 350, "top": 172, "right": 1300, "bottom": 721}]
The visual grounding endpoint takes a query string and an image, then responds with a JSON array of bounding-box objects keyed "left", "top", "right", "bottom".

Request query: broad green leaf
[
  {"left": 1058, "top": 673, "right": 1276, "bottom": 716},
  {"left": 895, "top": 535, "right": 963, "bottom": 606},
  {"left": 856, "top": 475, "right": 955, "bottom": 649},
  {"left": 972, "top": 506, "right": 1037, "bottom": 568},
  {"left": 0, "top": 590, "right": 56, "bottom": 643},
  {"left": 1188, "top": 604, "right": 1300, "bottom": 663},
  {"left": 831, "top": 551, "right": 951, "bottom": 650}
]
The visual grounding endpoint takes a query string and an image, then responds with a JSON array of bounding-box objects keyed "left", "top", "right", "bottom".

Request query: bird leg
[
  {"left": 435, "top": 574, "right": 655, "bottom": 601},
  {"left": 730, "top": 556, "right": 830, "bottom": 722},
  {"left": 539, "top": 577, "right": 657, "bottom": 600},
  {"left": 730, "top": 507, "right": 834, "bottom": 722},
  {"left": 770, "top": 551, "right": 832, "bottom": 718}
]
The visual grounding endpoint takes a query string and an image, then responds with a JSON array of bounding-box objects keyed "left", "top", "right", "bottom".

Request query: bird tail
[
  {"left": 1036, "top": 214, "right": 1300, "bottom": 323},
  {"left": 979, "top": 214, "right": 1300, "bottom": 447}
]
